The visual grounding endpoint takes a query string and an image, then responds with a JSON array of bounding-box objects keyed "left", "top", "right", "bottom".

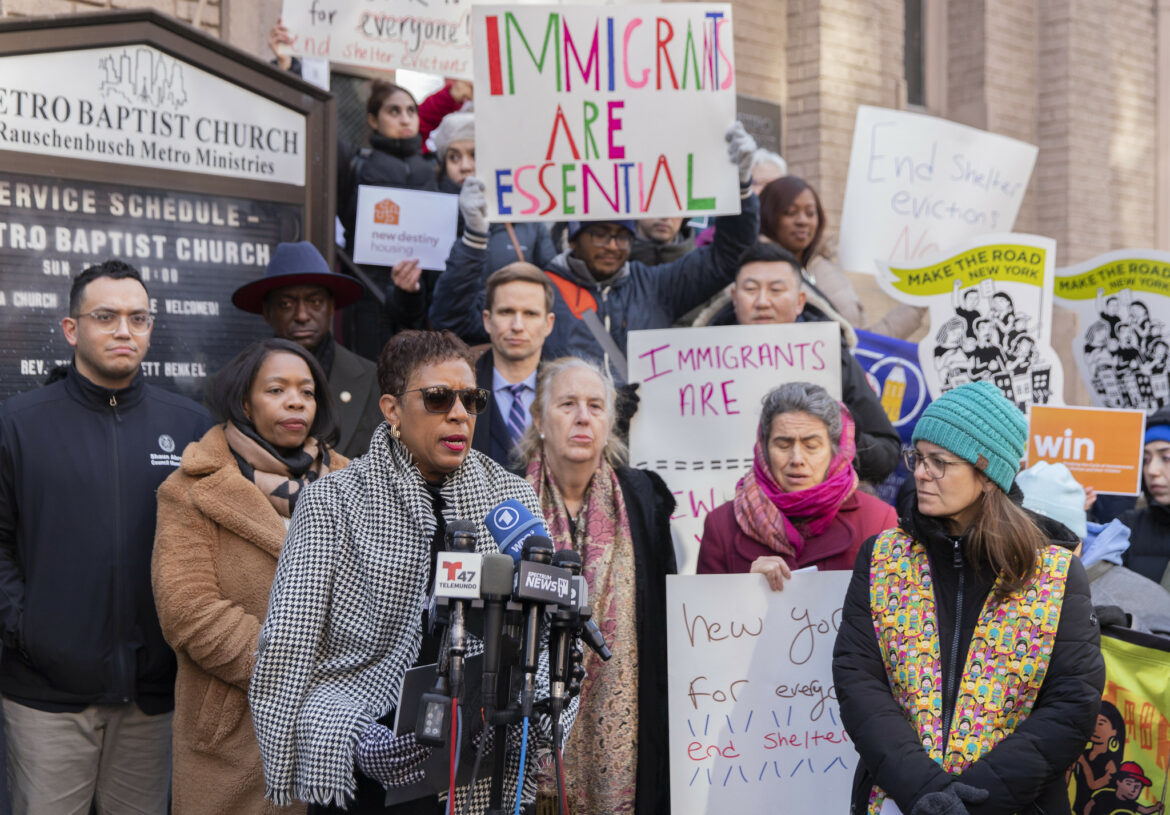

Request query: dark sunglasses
[{"left": 398, "top": 386, "right": 490, "bottom": 415}]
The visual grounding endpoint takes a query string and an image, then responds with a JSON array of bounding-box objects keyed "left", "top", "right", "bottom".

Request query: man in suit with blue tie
[{"left": 473, "top": 263, "right": 556, "bottom": 468}]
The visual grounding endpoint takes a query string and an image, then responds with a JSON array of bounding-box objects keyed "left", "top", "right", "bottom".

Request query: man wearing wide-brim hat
[{"left": 232, "top": 241, "right": 381, "bottom": 459}]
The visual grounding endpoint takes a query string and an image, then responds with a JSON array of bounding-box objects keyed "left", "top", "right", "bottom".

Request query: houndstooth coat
[{"left": 249, "top": 423, "right": 562, "bottom": 808}]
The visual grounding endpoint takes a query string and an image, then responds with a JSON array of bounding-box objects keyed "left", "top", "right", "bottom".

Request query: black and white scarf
[{"left": 250, "top": 424, "right": 570, "bottom": 808}]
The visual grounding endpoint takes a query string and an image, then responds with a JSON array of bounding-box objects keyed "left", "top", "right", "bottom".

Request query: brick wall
[{"left": 2, "top": 0, "right": 222, "bottom": 36}]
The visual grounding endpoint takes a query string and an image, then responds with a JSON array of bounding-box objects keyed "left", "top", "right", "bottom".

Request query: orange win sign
[{"left": 1027, "top": 405, "right": 1146, "bottom": 495}]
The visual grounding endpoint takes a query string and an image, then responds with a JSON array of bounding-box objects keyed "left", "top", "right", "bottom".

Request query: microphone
[
  {"left": 478, "top": 552, "right": 516, "bottom": 717},
  {"left": 483, "top": 499, "right": 548, "bottom": 563},
  {"left": 548, "top": 549, "right": 582, "bottom": 726},
  {"left": 513, "top": 536, "right": 572, "bottom": 717},
  {"left": 417, "top": 520, "right": 480, "bottom": 745}
]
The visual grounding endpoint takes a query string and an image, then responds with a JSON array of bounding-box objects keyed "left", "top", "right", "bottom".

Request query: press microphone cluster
[{"left": 416, "top": 499, "right": 612, "bottom": 815}]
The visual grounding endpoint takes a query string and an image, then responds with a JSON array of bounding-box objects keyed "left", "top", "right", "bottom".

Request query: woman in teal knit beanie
[{"left": 832, "top": 381, "right": 1104, "bottom": 815}]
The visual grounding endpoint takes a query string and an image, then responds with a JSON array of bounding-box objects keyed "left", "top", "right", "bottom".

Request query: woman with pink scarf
[{"left": 697, "top": 382, "right": 896, "bottom": 587}]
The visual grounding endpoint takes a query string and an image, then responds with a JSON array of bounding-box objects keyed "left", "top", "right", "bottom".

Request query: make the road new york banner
[
  {"left": 876, "top": 233, "right": 1064, "bottom": 409},
  {"left": 1054, "top": 249, "right": 1170, "bottom": 410}
]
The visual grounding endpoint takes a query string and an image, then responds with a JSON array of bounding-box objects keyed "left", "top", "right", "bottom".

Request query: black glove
[
  {"left": 613, "top": 383, "right": 640, "bottom": 442},
  {"left": 909, "top": 783, "right": 989, "bottom": 815},
  {"left": 353, "top": 722, "right": 432, "bottom": 789}
]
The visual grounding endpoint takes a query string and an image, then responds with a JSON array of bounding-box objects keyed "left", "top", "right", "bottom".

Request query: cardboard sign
[
  {"left": 352, "top": 186, "right": 458, "bottom": 270},
  {"left": 627, "top": 323, "right": 841, "bottom": 573},
  {"left": 668, "top": 572, "right": 856, "bottom": 815},
  {"left": 876, "top": 233, "right": 1064, "bottom": 409},
  {"left": 471, "top": 3, "right": 741, "bottom": 222},
  {"left": 838, "top": 106, "right": 1037, "bottom": 274},
  {"left": 280, "top": 0, "right": 476, "bottom": 78},
  {"left": 1027, "top": 405, "right": 1145, "bottom": 496},
  {"left": 1053, "top": 249, "right": 1170, "bottom": 410}
]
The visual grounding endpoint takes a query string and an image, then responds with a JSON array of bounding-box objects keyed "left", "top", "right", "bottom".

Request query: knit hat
[
  {"left": 431, "top": 112, "right": 475, "bottom": 163},
  {"left": 1145, "top": 404, "right": 1170, "bottom": 445},
  {"left": 911, "top": 381, "right": 1026, "bottom": 493},
  {"left": 1016, "top": 461, "right": 1088, "bottom": 539},
  {"left": 566, "top": 220, "right": 638, "bottom": 241}
]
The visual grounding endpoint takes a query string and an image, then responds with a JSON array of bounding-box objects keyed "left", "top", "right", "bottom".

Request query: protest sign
[
  {"left": 1026, "top": 405, "right": 1145, "bottom": 495},
  {"left": 471, "top": 3, "right": 741, "bottom": 222},
  {"left": 1053, "top": 249, "right": 1170, "bottom": 410},
  {"left": 1067, "top": 627, "right": 1170, "bottom": 815},
  {"left": 875, "top": 233, "right": 1063, "bottom": 409},
  {"left": 279, "top": 0, "right": 476, "bottom": 77},
  {"left": 668, "top": 572, "right": 856, "bottom": 814},
  {"left": 627, "top": 323, "right": 841, "bottom": 572},
  {"left": 838, "top": 106, "right": 1037, "bottom": 274},
  {"left": 853, "top": 329, "right": 931, "bottom": 505},
  {"left": 352, "top": 186, "right": 458, "bottom": 270}
]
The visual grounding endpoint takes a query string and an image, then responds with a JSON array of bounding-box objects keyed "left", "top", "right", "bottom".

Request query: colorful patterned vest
[{"left": 866, "top": 527, "right": 1071, "bottom": 814}]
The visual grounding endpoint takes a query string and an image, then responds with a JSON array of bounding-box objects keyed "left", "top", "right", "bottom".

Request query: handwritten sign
[
  {"left": 1053, "top": 249, "right": 1170, "bottom": 410},
  {"left": 668, "top": 572, "right": 856, "bottom": 814},
  {"left": 628, "top": 323, "right": 841, "bottom": 572},
  {"left": 280, "top": 0, "right": 475, "bottom": 77},
  {"left": 876, "top": 233, "right": 1064, "bottom": 409},
  {"left": 838, "top": 106, "right": 1037, "bottom": 274},
  {"left": 352, "top": 186, "right": 458, "bottom": 270},
  {"left": 471, "top": 3, "right": 741, "bottom": 222},
  {"left": 1027, "top": 405, "right": 1146, "bottom": 495}
]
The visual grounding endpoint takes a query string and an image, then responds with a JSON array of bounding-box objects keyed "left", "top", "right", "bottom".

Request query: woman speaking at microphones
[{"left": 250, "top": 330, "right": 565, "bottom": 814}]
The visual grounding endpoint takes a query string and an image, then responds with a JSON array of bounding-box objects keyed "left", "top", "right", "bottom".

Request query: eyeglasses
[
  {"left": 903, "top": 449, "right": 968, "bottom": 480},
  {"left": 75, "top": 310, "right": 154, "bottom": 335},
  {"left": 398, "top": 386, "right": 490, "bottom": 415},
  {"left": 580, "top": 229, "right": 633, "bottom": 249}
]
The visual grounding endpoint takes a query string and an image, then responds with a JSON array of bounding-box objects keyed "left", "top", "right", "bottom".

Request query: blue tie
[{"left": 505, "top": 384, "right": 528, "bottom": 443}]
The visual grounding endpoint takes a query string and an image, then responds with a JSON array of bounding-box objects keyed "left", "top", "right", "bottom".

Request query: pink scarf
[{"left": 733, "top": 405, "right": 859, "bottom": 559}]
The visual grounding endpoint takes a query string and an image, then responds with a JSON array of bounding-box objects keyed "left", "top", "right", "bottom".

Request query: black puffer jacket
[
  {"left": 1120, "top": 404, "right": 1170, "bottom": 582},
  {"left": 832, "top": 487, "right": 1104, "bottom": 815}
]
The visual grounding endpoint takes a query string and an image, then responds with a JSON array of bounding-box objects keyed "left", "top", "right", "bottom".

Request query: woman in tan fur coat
[{"left": 153, "top": 338, "right": 349, "bottom": 815}]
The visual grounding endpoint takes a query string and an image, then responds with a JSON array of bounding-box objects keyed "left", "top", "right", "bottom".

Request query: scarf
[
  {"left": 732, "top": 405, "right": 858, "bottom": 559},
  {"left": 370, "top": 132, "right": 423, "bottom": 159},
  {"left": 527, "top": 454, "right": 640, "bottom": 814},
  {"left": 866, "top": 528, "right": 1070, "bottom": 814},
  {"left": 223, "top": 421, "right": 331, "bottom": 518},
  {"left": 250, "top": 428, "right": 559, "bottom": 809}
]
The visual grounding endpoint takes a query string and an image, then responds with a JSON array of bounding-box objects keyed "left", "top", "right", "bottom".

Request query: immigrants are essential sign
[
  {"left": 0, "top": 45, "right": 306, "bottom": 185},
  {"left": 472, "top": 3, "right": 741, "bottom": 222}
]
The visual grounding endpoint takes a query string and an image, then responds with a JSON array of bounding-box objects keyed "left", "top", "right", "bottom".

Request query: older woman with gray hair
[
  {"left": 697, "top": 381, "right": 896, "bottom": 588},
  {"left": 517, "top": 356, "right": 676, "bottom": 815}
]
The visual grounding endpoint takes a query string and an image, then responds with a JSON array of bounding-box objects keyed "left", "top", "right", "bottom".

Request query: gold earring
[{"left": 390, "top": 425, "right": 401, "bottom": 440}]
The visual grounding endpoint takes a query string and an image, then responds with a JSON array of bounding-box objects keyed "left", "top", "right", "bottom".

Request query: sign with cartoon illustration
[
  {"left": 1068, "top": 628, "right": 1170, "bottom": 815},
  {"left": 837, "top": 106, "right": 1038, "bottom": 274},
  {"left": 1053, "top": 250, "right": 1170, "bottom": 410},
  {"left": 627, "top": 323, "right": 841, "bottom": 573},
  {"left": 667, "top": 572, "right": 856, "bottom": 815},
  {"left": 1027, "top": 405, "right": 1146, "bottom": 495},
  {"left": 471, "top": 3, "right": 741, "bottom": 221},
  {"left": 352, "top": 186, "right": 458, "bottom": 270},
  {"left": 875, "top": 233, "right": 1064, "bottom": 409}
]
